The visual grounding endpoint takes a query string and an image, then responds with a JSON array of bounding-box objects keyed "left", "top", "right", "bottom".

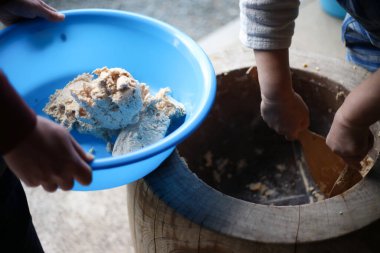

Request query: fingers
[
  {"left": 42, "top": 177, "right": 74, "bottom": 192},
  {"left": 260, "top": 93, "right": 309, "bottom": 141},
  {"left": 56, "top": 129, "right": 92, "bottom": 187},
  {"left": 73, "top": 157, "right": 93, "bottom": 186},
  {"left": 40, "top": 136, "right": 92, "bottom": 190},
  {"left": 344, "top": 159, "right": 362, "bottom": 171},
  {"left": 42, "top": 173, "right": 78, "bottom": 191},
  {"left": 277, "top": 123, "right": 306, "bottom": 141},
  {"left": 288, "top": 122, "right": 309, "bottom": 141},
  {"left": 54, "top": 157, "right": 91, "bottom": 189},
  {"left": 42, "top": 182, "right": 58, "bottom": 192},
  {"left": 67, "top": 137, "right": 92, "bottom": 186},
  {"left": 330, "top": 147, "right": 366, "bottom": 170},
  {"left": 36, "top": 0, "right": 65, "bottom": 22},
  {"left": 39, "top": 0, "right": 57, "bottom": 12},
  {"left": 4, "top": 116, "right": 92, "bottom": 193},
  {"left": 0, "top": 0, "right": 64, "bottom": 26},
  {"left": 45, "top": 164, "right": 90, "bottom": 191},
  {"left": 70, "top": 136, "right": 94, "bottom": 162},
  {"left": 54, "top": 176, "right": 75, "bottom": 191}
]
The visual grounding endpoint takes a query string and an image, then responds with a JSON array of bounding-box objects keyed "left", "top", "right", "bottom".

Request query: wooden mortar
[{"left": 127, "top": 48, "right": 380, "bottom": 253}]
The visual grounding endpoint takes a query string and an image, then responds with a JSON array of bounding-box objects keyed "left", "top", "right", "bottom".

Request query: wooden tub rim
[
  {"left": 145, "top": 53, "right": 380, "bottom": 244},
  {"left": 146, "top": 149, "right": 380, "bottom": 244}
]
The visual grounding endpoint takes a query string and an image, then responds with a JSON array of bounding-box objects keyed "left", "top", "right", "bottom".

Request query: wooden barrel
[{"left": 127, "top": 48, "right": 380, "bottom": 253}]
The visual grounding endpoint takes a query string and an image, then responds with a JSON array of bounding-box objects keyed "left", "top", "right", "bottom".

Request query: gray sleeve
[{"left": 239, "top": 0, "right": 300, "bottom": 50}]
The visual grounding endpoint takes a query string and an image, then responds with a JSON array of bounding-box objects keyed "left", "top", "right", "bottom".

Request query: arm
[
  {"left": 255, "top": 49, "right": 309, "bottom": 139},
  {"left": 326, "top": 69, "right": 380, "bottom": 167},
  {"left": 239, "top": 0, "right": 308, "bottom": 139}
]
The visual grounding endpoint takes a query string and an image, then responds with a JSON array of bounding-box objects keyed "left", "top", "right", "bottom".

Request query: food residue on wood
[
  {"left": 275, "top": 164, "right": 287, "bottom": 172},
  {"left": 247, "top": 182, "right": 265, "bottom": 192},
  {"left": 308, "top": 186, "right": 325, "bottom": 201},
  {"left": 213, "top": 170, "right": 221, "bottom": 184},
  {"left": 360, "top": 156, "right": 374, "bottom": 176},
  {"left": 335, "top": 91, "right": 346, "bottom": 100},
  {"left": 236, "top": 159, "right": 248, "bottom": 174},
  {"left": 247, "top": 182, "right": 277, "bottom": 198},
  {"left": 204, "top": 150, "right": 213, "bottom": 167}
]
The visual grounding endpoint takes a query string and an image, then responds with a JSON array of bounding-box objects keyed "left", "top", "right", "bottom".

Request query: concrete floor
[
  {"left": 3, "top": 0, "right": 346, "bottom": 252},
  {"left": 44, "top": 0, "right": 240, "bottom": 41}
]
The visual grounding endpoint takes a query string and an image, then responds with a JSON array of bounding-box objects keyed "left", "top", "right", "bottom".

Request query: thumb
[
  {"left": 70, "top": 136, "right": 95, "bottom": 162},
  {"left": 36, "top": 0, "right": 65, "bottom": 22}
]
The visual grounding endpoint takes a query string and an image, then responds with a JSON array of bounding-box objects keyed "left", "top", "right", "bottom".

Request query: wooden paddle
[{"left": 297, "top": 129, "right": 362, "bottom": 197}]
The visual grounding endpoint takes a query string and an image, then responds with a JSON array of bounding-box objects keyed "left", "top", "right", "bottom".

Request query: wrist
[
  {"left": 259, "top": 71, "right": 294, "bottom": 102},
  {"left": 334, "top": 107, "right": 369, "bottom": 132},
  {"left": 254, "top": 49, "right": 293, "bottom": 101},
  {"left": 261, "top": 88, "right": 295, "bottom": 105}
]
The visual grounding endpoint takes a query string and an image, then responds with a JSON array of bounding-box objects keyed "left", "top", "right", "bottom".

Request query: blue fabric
[
  {"left": 337, "top": 0, "right": 380, "bottom": 40},
  {"left": 342, "top": 14, "right": 380, "bottom": 72},
  {"left": 337, "top": 0, "right": 380, "bottom": 72}
]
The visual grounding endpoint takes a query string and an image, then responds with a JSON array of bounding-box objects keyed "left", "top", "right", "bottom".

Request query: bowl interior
[
  {"left": 178, "top": 67, "right": 380, "bottom": 205},
  {"left": 0, "top": 10, "right": 215, "bottom": 168}
]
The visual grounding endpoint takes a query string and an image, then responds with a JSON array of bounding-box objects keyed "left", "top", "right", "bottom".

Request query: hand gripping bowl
[{"left": 0, "top": 9, "right": 216, "bottom": 191}]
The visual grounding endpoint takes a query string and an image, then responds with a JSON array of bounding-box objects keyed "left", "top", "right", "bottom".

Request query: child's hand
[
  {"left": 326, "top": 110, "right": 373, "bottom": 169},
  {"left": 261, "top": 91, "right": 309, "bottom": 140},
  {"left": 254, "top": 49, "right": 310, "bottom": 140},
  {"left": 3, "top": 116, "right": 93, "bottom": 192},
  {"left": 0, "top": 0, "right": 64, "bottom": 26}
]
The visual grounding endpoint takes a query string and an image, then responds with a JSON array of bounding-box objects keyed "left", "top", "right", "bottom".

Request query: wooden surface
[
  {"left": 127, "top": 47, "right": 380, "bottom": 252},
  {"left": 128, "top": 151, "right": 380, "bottom": 252}
]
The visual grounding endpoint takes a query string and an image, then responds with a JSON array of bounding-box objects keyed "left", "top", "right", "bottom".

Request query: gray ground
[{"left": 45, "top": 0, "right": 240, "bottom": 40}]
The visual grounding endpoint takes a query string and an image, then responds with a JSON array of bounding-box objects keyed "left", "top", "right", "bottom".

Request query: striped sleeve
[
  {"left": 239, "top": 0, "right": 300, "bottom": 50},
  {"left": 341, "top": 14, "right": 380, "bottom": 72}
]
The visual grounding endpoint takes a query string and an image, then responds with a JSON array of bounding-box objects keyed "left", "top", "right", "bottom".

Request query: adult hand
[
  {"left": 3, "top": 116, "right": 93, "bottom": 192},
  {"left": 261, "top": 91, "right": 309, "bottom": 140},
  {"left": 0, "top": 0, "right": 64, "bottom": 26}
]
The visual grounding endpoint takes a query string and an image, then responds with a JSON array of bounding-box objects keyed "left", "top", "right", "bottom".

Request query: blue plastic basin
[
  {"left": 0, "top": 9, "right": 216, "bottom": 190},
  {"left": 320, "top": 0, "right": 346, "bottom": 20}
]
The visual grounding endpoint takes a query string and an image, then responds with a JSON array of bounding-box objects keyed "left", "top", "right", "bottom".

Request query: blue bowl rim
[{"left": 0, "top": 9, "right": 216, "bottom": 170}]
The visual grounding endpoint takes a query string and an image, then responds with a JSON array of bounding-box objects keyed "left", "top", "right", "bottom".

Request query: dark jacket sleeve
[{"left": 0, "top": 71, "right": 37, "bottom": 155}]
